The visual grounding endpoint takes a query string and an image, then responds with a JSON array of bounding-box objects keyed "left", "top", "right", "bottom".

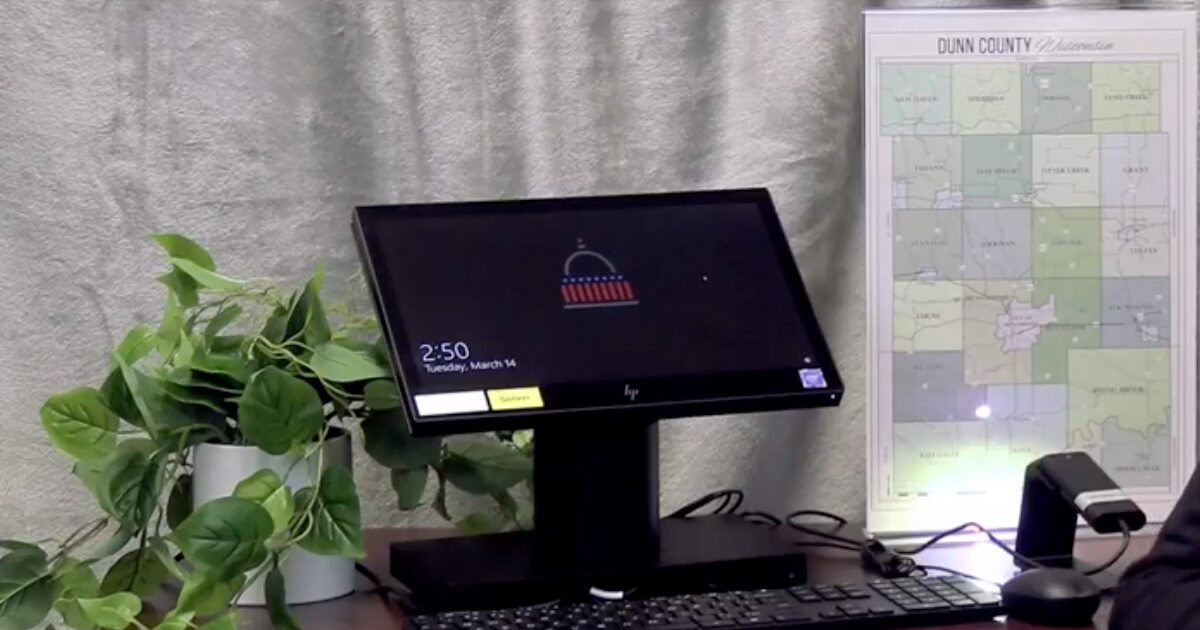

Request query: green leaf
[
  {"left": 208, "top": 335, "right": 246, "bottom": 355},
  {"left": 77, "top": 592, "right": 141, "bottom": 629},
  {"left": 169, "top": 497, "right": 272, "bottom": 581},
  {"left": 442, "top": 437, "right": 532, "bottom": 495},
  {"left": 455, "top": 512, "right": 501, "bottom": 536},
  {"left": 99, "top": 549, "right": 167, "bottom": 598},
  {"left": 99, "top": 368, "right": 143, "bottom": 429},
  {"left": 362, "top": 410, "right": 441, "bottom": 470},
  {"left": 493, "top": 490, "right": 519, "bottom": 523},
  {"left": 151, "top": 234, "right": 215, "bottom": 270},
  {"left": 157, "top": 270, "right": 199, "bottom": 309},
  {"left": 390, "top": 468, "right": 428, "bottom": 510},
  {"left": 148, "top": 540, "right": 185, "bottom": 582},
  {"left": 98, "top": 440, "right": 163, "bottom": 529},
  {"left": 363, "top": 379, "right": 400, "bottom": 411},
  {"left": 152, "top": 611, "right": 194, "bottom": 630},
  {"left": 309, "top": 342, "right": 389, "bottom": 383},
  {"left": 511, "top": 429, "right": 533, "bottom": 452},
  {"left": 163, "top": 366, "right": 242, "bottom": 396},
  {"left": 237, "top": 367, "right": 324, "bottom": 456},
  {"left": 114, "top": 356, "right": 186, "bottom": 437},
  {"left": 40, "top": 388, "right": 119, "bottom": 461},
  {"left": 203, "top": 304, "right": 243, "bottom": 342},
  {"left": 0, "top": 547, "right": 52, "bottom": 630},
  {"left": 233, "top": 470, "right": 294, "bottom": 534},
  {"left": 84, "top": 527, "right": 134, "bottom": 563},
  {"left": 295, "top": 466, "right": 364, "bottom": 559},
  {"left": 167, "top": 474, "right": 193, "bottom": 530},
  {"left": 112, "top": 326, "right": 157, "bottom": 367},
  {"left": 187, "top": 348, "right": 254, "bottom": 384},
  {"left": 176, "top": 333, "right": 196, "bottom": 367},
  {"left": 173, "top": 573, "right": 244, "bottom": 617},
  {"left": 115, "top": 360, "right": 228, "bottom": 448},
  {"left": 52, "top": 559, "right": 98, "bottom": 630},
  {"left": 155, "top": 289, "right": 186, "bottom": 357},
  {"left": 197, "top": 612, "right": 237, "bottom": 630},
  {"left": 284, "top": 270, "right": 331, "bottom": 347},
  {"left": 168, "top": 258, "right": 243, "bottom": 292},
  {"left": 259, "top": 305, "right": 290, "bottom": 345},
  {"left": 73, "top": 455, "right": 117, "bottom": 516},
  {"left": 159, "top": 379, "right": 226, "bottom": 416},
  {"left": 0, "top": 578, "right": 52, "bottom": 630},
  {"left": 264, "top": 559, "right": 300, "bottom": 630}
]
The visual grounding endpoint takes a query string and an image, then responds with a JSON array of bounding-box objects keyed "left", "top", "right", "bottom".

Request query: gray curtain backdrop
[{"left": 0, "top": 0, "right": 1182, "bottom": 538}]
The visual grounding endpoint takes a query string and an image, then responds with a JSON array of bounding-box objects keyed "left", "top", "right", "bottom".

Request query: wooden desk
[{"left": 219, "top": 529, "right": 1152, "bottom": 629}]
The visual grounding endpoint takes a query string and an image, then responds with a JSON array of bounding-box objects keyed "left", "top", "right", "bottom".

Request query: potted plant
[{"left": 0, "top": 233, "right": 535, "bottom": 630}]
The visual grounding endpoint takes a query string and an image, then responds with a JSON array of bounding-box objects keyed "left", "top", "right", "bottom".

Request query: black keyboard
[{"left": 408, "top": 575, "right": 1004, "bottom": 629}]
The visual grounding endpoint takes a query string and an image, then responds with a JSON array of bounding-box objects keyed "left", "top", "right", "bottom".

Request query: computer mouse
[{"left": 1000, "top": 567, "right": 1101, "bottom": 627}]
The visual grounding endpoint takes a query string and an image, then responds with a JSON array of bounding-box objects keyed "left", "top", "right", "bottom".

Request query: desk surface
[{"left": 217, "top": 528, "right": 1151, "bottom": 629}]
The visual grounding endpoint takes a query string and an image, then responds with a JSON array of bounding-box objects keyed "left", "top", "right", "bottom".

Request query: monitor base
[{"left": 390, "top": 514, "right": 807, "bottom": 611}]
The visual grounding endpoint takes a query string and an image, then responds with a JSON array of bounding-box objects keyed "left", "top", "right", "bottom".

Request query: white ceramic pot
[{"left": 191, "top": 431, "right": 355, "bottom": 605}]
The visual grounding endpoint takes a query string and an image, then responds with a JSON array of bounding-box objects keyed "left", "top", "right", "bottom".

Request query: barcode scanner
[{"left": 1003, "top": 452, "right": 1145, "bottom": 626}]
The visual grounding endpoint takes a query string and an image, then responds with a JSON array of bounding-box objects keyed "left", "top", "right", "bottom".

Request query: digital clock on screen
[{"left": 419, "top": 341, "right": 471, "bottom": 363}]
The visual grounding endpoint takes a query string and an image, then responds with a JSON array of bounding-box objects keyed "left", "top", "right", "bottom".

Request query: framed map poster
[{"left": 864, "top": 9, "right": 1197, "bottom": 534}]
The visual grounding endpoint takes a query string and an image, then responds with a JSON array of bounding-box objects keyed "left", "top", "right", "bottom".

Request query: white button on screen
[{"left": 414, "top": 391, "right": 490, "bottom": 416}]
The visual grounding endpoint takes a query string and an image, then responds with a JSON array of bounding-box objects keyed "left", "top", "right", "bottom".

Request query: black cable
[
  {"left": 667, "top": 490, "right": 745, "bottom": 518},
  {"left": 723, "top": 490, "right": 745, "bottom": 514},
  {"left": 740, "top": 510, "right": 783, "bottom": 526},
  {"left": 784, "top": 511, "right": 867, "bottom": 548},
  {"left": 915, "top": 564, "right": 1002, "bottom": 588},
  {"left": 1083, "top": 520, "right": 1131, "bottom": 576},
  {"left": 794, "top": 541, "right": 863, "bottom": 553},
  {"left": 898, "top": 521, "right": 1043, "bottom": 569},
  {"left": 787, "top": 510, "right": 848, "bottom": 528}
]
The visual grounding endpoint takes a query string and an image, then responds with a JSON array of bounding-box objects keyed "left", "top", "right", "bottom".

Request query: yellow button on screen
[{"left": 487, "top": 386, "right": 544, "bottom": 410}]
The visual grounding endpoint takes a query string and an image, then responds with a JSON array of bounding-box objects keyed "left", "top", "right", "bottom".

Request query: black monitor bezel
[{"left": 353, "top": 188, "right": 844, "bottom": 436}]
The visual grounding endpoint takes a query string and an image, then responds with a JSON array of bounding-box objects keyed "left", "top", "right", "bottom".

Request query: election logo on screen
[{"left": 561, "top": 240, "right": 639, "bottom": 310}]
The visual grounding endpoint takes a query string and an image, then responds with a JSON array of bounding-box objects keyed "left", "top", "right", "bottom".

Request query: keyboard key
[
  {"left": 869, "top": 606, "right": 897, "bottom": 615},
  {"left": 819, "top": 610, "right": 845, "bottom": 618},
  {"left": 970, "top": 593, "right": 1002, "bottom": 605}
]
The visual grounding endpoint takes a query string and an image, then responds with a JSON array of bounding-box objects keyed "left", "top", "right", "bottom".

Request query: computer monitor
[
  {"left": 353, "top": 188, "right": 843, "bottom": 609},
  {"left": 354, "top": 188, "right": 843, "bottom": 434}
]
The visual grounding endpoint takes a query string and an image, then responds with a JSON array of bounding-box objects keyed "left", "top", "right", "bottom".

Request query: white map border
[{"left": 864, "top": 9, "right": 1197, "bottom": 535}]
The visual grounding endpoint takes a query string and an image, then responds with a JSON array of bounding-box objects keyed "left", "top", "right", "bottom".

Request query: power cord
[
  {"left": 782, "top": 511, "right": 1013, "bottom": 584},
  {"left": 1083, "top": 519, "right": 1131, "bottom": 576},
  {"left": 897, "top": 521, "right": 1043, "bottom": 569},
  {"left": 914, "top": 564, "right": 1002, "bottom": 588},
  {"left": 667, "top": 489, "right": 744, "bottom": 518}
]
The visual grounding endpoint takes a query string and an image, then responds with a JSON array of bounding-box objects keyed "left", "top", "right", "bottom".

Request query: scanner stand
[
  {"left": 1014, "top": 466, "right": 1119, "bottom": 591},
  {"left": 389, "top": 420, "right": 808, "bottom": 611}
]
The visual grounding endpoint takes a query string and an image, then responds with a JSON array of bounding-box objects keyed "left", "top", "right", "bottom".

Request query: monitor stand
[{"left": 389, "top": 419, "right": 808, "bottom": 611}]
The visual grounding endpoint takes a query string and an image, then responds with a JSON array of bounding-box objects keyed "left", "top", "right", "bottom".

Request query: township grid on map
[{"left": 881, "top": 61, "right": 1172, "bottom": 496}]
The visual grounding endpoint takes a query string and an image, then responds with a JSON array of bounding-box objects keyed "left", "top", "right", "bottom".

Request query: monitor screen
[{"left": 354, "top": 189, "right": 842, "bottom": 435}]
